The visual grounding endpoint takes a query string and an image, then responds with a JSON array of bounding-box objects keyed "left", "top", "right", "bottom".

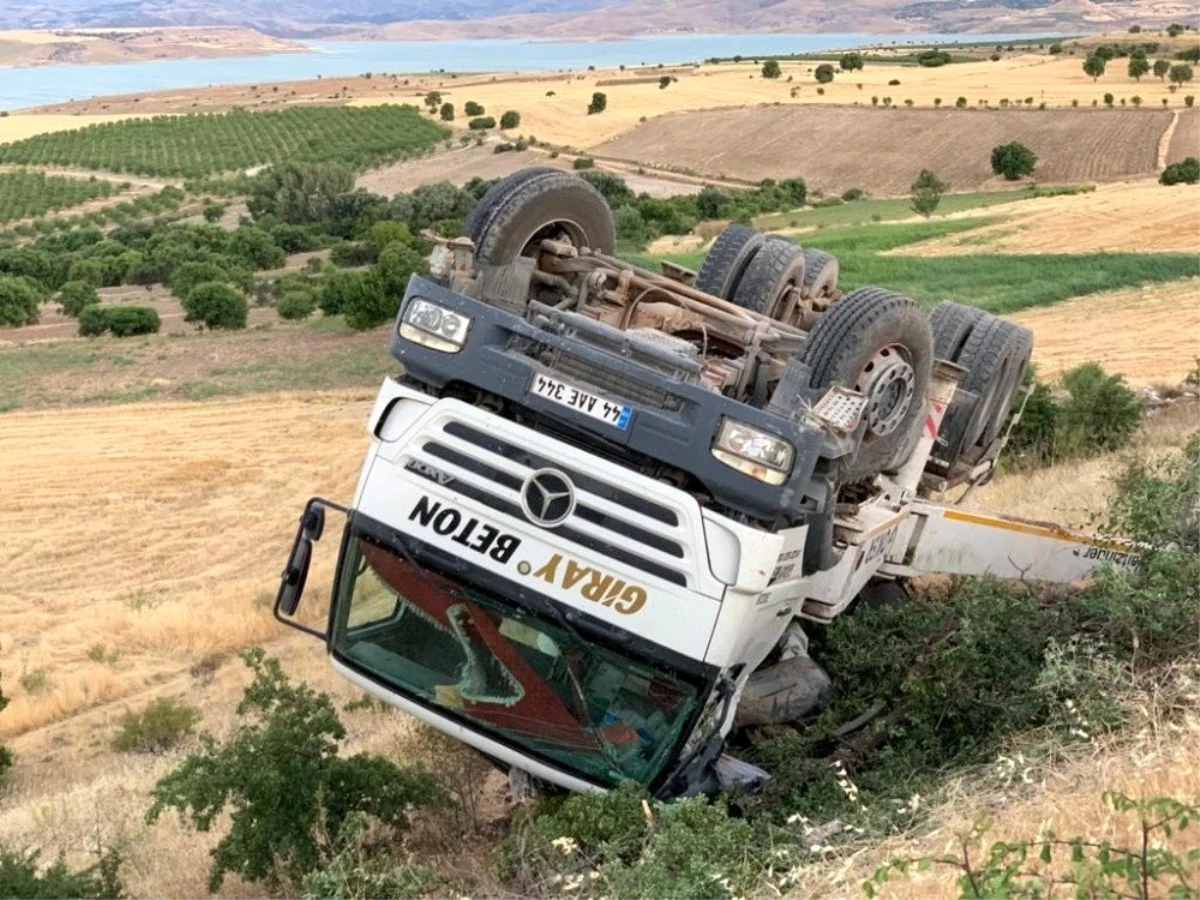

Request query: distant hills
[{"left": 0, "top": 0, "right": 1192, "bottom": 38}]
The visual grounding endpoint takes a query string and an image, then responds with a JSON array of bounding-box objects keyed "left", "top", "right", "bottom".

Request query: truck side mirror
[{"left": 274, "top": 497, "right": 346, "bottom": 640}]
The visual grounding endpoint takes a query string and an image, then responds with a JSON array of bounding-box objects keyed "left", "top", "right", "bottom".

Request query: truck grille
[{"left": 404, "top": 417, "right": 695, "bottom": 588}]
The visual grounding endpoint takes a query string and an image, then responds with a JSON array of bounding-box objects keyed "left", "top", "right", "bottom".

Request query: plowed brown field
[
  {"left": 594, "top": 107, "right": 1171, "bottom": 195},
  {"left": 1167, "top": 108, "right": 1200, "bottom": 165}
]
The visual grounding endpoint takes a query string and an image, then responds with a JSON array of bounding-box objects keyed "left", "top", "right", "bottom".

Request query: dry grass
[
  {"left": 786, "top": 665, "right": 1200, "bottom": 899},
  {"left": 0, "top": 392, "right": 371, "bottom": 739},
  {"left": 0, "top": 26, "right": 304, "bottom": 68}
]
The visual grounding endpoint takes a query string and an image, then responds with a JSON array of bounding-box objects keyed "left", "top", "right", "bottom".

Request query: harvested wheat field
[
  {"left": 0, "top": 392, "right": 372, "bottom": 739},
  {"left": 357, "top": 143, "right": 701, "bottom": 197},
  {"left": 1007, "top": 278, "right": 1200, "bottom": 386},
  {"left": 1167, "top": 108, "right": 1200, "bottom": 165},
  {"left": 596, "top": 106, "right": 1172, "bottom": 195},
  {"left": 893, "top": 179, "right": 1200, "bottom": 255}
]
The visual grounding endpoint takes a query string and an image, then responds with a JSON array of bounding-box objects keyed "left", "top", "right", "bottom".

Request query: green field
[
  {"left": 633, "top": 219, "right": 1200, "bottom": 314},
  {"left": 753, "top": 186, "right": 1091, "bottom": 231},
  {"left": 0, "top": 170, "right": 123, "bottom": 223},
  {"left": 0, "top": 105, "right": 450, "bottom": 179}
]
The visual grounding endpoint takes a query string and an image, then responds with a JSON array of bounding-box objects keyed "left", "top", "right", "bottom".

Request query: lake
[{"left": 0, "top": 32, "right": 1043, "bottom": 110}]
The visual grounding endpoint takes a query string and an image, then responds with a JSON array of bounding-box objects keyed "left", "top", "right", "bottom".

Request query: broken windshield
[{"left": 330, "top": 529, "right": 705, "bottom": 788}]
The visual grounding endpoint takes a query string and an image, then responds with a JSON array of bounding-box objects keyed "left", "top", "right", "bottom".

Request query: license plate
[{"left": 529, "top": 373, "right": 631, "bottom": 430}]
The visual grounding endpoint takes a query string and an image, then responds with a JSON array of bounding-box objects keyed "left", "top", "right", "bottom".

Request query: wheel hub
[{"left": 855, "top": 344, "right": 916, "bottom": 437}]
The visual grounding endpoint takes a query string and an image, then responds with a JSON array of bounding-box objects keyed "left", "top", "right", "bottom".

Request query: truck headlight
[
  {"left": 711, "top": 419, "right": 795, "bottom": 485},
  {"left": 399, "top": 298, "right": 471, "bottom": 353}
]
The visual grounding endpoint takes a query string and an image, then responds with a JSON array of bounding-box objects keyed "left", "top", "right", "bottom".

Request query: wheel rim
[
  {"left": 855, "top": 344, "right": 916, "bottom": 438},
  {"left": 518, "top": 218, "right": 587, "bottom": 258}
]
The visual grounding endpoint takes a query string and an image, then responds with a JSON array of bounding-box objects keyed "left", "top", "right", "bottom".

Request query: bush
[
  {"left": 463, "top": 101, "right": 484, "bottom": 116},
  {"left": 113, "top": 696, "right": 201, "bottom": 753},
  {"left": 762, "top": 59, "right": 782, "bottom": 78},
  {"left": 910, "top": 168, "right": 947, "bottom": 217},
  {"left": 0, "top": 275, "right": 40, "bottom": 326},
  {"left": 202, "top": 203, "right": 226, "bottom": 223},
  {"left": 78, "top": 305, "right": 109, "bottom": 337},
  {"left": 887, "top": 77, "right": 901, "bottom": 86},
  {"left": 0, "top": 847, "right": 124, "bottom": 900},
  {"left": 1083, "top": 54, "right": 1107, "bottom": 80},
  {"left": 815, "top": 64, "right": 835, "bottom": 83},
  {"left": 499, "top": 109, "right": 521, "bottom": 129},
  {"left": 1159, "top": 157, "right": 1199, "bottom": 185},
  {"left": 1048, "top": 42, "right": 1064, "bottom": 54},
  {"left": 146, "top": 649, "right": 447, "bottom": 892},
  {"left": 339, "top": 271, "right": 393, "bottom": 331},
  {"left": 840, "top": 52, "right": 865, "bottom": 71},
  {"left": 0, "top": 678, "right": 11, "bottom": 782},
  {"left": 659, "top": 75, "right": 671, "bottom": 88},
  {"left": 439, "top": 101, "right": 454, "bottom": 121},
  {"left": 1008, "top": 363, "right": 1142, "bottom": 465},
  {"left": 57, "top": 280, "right": 100, "bottom": 317},
  {"left": 104, "top": 305, "right": 160, "bottom": 337},
  {"left": 955, "top": 96, "right": 968, "bottom": 107},
  {"left": 277, "top": 290, "right": 317, "bottom": 320},
  {"left": 587, "top": 91, "right": 608, "bottom": 114},
  {"left": 916, "top": 49, "right": 952, "bottom": 67},
  {"left": 572, "top": 156, "right": 596, "bottom": 170},
  {"left": 467, "top": 116, "right": 496, "bottom": 130},
  {"left": 183, "top": 281, "right": 249, "bottom": 330},
  {"left": 990, "top": 141, "right": 1038, "bottom": 180},
  {"left": 841, "top": 187, "right": 865, "bottom": 201}
]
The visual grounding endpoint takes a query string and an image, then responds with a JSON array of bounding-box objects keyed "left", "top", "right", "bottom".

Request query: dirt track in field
[
  {"left": 1167, "top": 108, "right": 1200, "bottom": 165},
  {"left": 594, "top": 106, "right": 1172, "bottom": 195}
]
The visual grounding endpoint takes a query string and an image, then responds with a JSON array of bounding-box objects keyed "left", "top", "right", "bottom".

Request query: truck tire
[
  {"left": 731, "top": 238, "right": 806, "bottom": 318},
  {"left": 474, "top": 171, "right": 615, "bottom": 266},
  {"left": 800, "top": 248, "right": 839, "bottom": 301},
  {"left": 801, "top": 287, "right": 933, "bottom": 481},
  {"left": 695, "top": 225, "right": 767, "bottom": 300},
  {"left": 463, "top": 166, "right": 561, "bottom": 245},
  {"left": 939, "top": 316, "right": 1031, "bottom": 462},
  {"left": 929, "top": 301, "right": 985, "bottom": 362}
]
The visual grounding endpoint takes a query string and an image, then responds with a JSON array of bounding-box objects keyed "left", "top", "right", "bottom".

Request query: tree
[
  {"left": 1093, "top": 45, "right": 1115, "bottom": 61},
  {"left": 227, "top": 227, "right": 285, "bottom": 270},
  {"left": 464, "top": 101, "right": 484, "bottom": 116},
  {"left": 1048, "top": 42, "right": 1064, "bottom": 54},
  {"left": 1169, "top": 63, "right": 1194, "bottom": 86},
  {"left": 659, "top": 75, "right": 671, "bottom": 88},
  {"left": 1160, "top": 156, "right": 1199, "bottom": 185},
  {"left": 146, "top": 650, "right": 446, "bottom": 892},
  {"left": 57, "top": 280, "right": 100, "bottom": 317},
  {"left": 182, "top": 282, "right": 248, "bottom": 330},
  {"left": 467, "top": 116, "right": 496, "bottom": 130},
  {"left": 339, "top": 271, "right": 393, "bottom": 331},
  {"left": 990, "top": 142, "right": 1038, "bottom": 180},
  {"left": 439, "top": 102, "right": 454, "bottom": 121},
  {"left": 1128, "top": 56, "right": 1150, "bottom": 80},
  {"left": 587, "top": 92, "right": 607, "bottom": 114},
  {"left": 761, "top": 59, "right": 781, "bottom": 79},
  {"left": 248, "top": 162, "right": 355, "bottom": 225},
  {"left": 1167, "top": 23, "right": 1184, "bottom": 37},
  {"left": 814, "top": 64, "right": 835, "bottom": 83},
  {"left": 169, "top": 260, "right": 237, "bottom": 302},
  {"left": 375, "top": 242, "right": 426, "bottom": 298},
  {"left": 910, "top": 169, "right": 947, "bottom": 217},
  {"left": 1154, "top": 58, "right": 1172, "bottom": 80},
  {"left": 916, "top": 49, "right": 952, "bottom": 67},
  {"left": 1103, "top": 92, "right": 1115, "bottom": 107},
  {"left": 499, "top": 109, "right": 521, "bottom": 129},
  {"left": 840, "top": 52, "right": 864, "bottom": 71},
  {"left": 1083, "top": 54, "right": 1106, "bottom": 81},
  {"left": 423, "top": 90, "right": 442, "bottom": 111},
  {"left": 0, "top": 275, "right": 40, "bottom": 327}
]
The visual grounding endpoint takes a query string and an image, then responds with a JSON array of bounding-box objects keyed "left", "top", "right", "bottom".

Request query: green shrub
[
  {"left": 338, "top": 271, "right": 394, "bottom": 331},
  {"left": 1008, "top": 363, "right": 1141, "bottom": 465},
  {"left": 146, "top": 649, "right": 447, "bottom": 892},
  {"left": 762, "top": 59, "right": 782, "bottom": 79},
  {"left": 572, "top": 156, "right": 596, "bottom": 170},
  {"left": 301, "top": 813, "right": 441, "bottom": 900},
  {"left": 104, "top": 305, "right": 160, "bottom": 337},
  {"left": 467, "top": 116, "right": 496, "bottom": 130},
  {"left": 57, "top": 280, "right": 100, "bottom": 317},
  {"left": 841, "top": 187, "right": 865, "bottom": 201},
  {"left": 464, "top": 101, "right": 484, "bottom": 116},
  {"left": 0, "top": 275, "right": 40, "bottom": 326},
  {"left": 202, "top": 203, "right": 226, "bottom": 223},
  {"left": 277, "top": 289, "right": 317, "bottom": 320},
  {"left": 0, "top": 847, "right": 124, "bottom": 900},
  {"left": 991, "top": 141, "right": 1039, "bottom": 180},
  {"left": 1160, "top": 156, "right": 1199, "bottom": 185},
  {"left": 499, "top": 109, "right": 521, "bottom": 129},
  {"left": 439, "top": 101, "right": 454, "bottom": 121},
  {"left": 169, "top": 260, "right": 236, "bottom": 302},
  {"left": 587, "top": 91, "right": 608, "bottom": 114},
  {"left": 916, "top": 49, "right": 952, "bottom": 67},
  {"left": 0, "top": 676, "right": 11, "bottom": 782},
  {"left": 113, "top": 696, "right": 201, "bottom": 753},
  {"left": 815, "top": 64, "right": 835, "bottom": 83},
  {"left": 78, "top": 304, "right": 108, "bottom": 337},
  {"left": 183, "top": 281, "right": 249, "bottom": 330}
]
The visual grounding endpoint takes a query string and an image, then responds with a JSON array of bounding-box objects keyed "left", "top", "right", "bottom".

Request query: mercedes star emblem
[{"left": 520, "top": 468, "right": 576, "bottom": 528}]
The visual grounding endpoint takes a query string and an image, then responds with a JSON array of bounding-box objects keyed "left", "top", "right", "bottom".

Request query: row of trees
[
  {"left": 0, "top": 171, "right": 120, "bottom": 224},
  {"left": 1084, "top": 51, "right": 1194, "bottom": 84}
]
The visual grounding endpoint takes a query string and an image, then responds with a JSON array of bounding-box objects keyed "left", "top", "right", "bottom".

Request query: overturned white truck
[{"left": 275, "top": 169, "right": 1137, "bottom": 798}]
